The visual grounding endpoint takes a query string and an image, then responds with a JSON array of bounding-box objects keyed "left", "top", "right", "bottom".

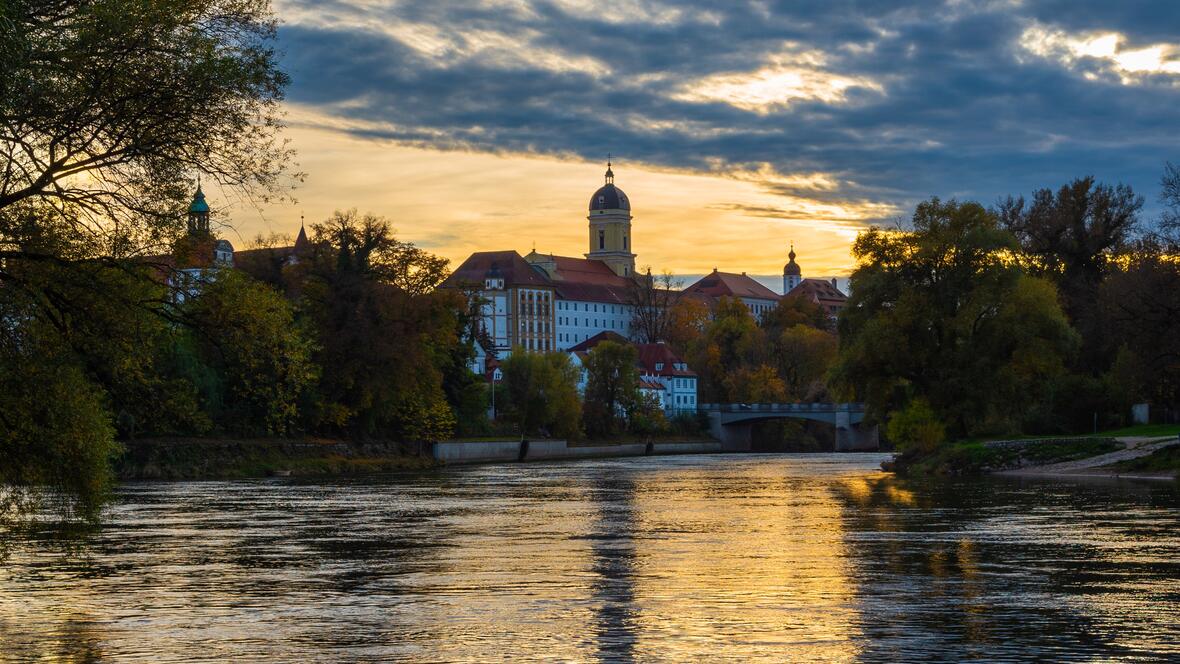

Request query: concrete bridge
[{"left": 699, "top": 403, "right": 878, "bottom": 452}]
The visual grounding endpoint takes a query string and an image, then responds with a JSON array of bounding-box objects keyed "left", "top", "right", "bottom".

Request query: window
[
  {"left": 655, "top": 363, "right": 664, "bottom": 371},
  {"left": 623, "top": 235, "right": 628, "bottom": 249},
  {"left": 598, "top": 230, "right": 605, "bottom": 249}
]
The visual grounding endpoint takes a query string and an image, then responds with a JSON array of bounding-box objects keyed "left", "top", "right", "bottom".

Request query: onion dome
[
  {"left": 589, "top": 159, "right": 630, "bottom": 211},
  {"left": 783, "top": 244, "right": 801, "bottom": 276}
]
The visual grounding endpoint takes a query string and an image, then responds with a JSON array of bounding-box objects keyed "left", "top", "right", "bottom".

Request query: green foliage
[
  {"left": 500, "top": 351, "right": 582, "bottom": 439},
  {"left": 0, "top": 0, "right": 291, "bottom": 233},
  {"left": 296, "top": 210, "right": 458, "bottom": 441},
  {"left": 885, "top": 399, "right": 945, "bottom": 455},
  {"left": 833, "top": 198, "right": 1078, "bottom": 439},
  {"left": 180, "top": 270, "right": 317, "bottom": 436},
  {"left": 0, "top": 340, "right": 119, "bottom": 527},
  {"left": 582, "top": 341, "right": 641, "bottom": 437}
]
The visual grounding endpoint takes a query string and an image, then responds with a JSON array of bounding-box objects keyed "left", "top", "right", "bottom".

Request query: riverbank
[
  {"left": 885, "top": 429, "right": 1180, "bottom": 480},
  {"left": 115, "top": 435, "right": 725, "bottom": 480},
  {"left": 433, "top": 438, "right": 721, "bottom": 464},
  {"left": 115, "top": 438, "right": 435, "bottom": 480}
]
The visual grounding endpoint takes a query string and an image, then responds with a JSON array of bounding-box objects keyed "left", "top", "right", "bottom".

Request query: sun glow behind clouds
[
  {"left": 675, "top": 45, "right": 884, "bottom": 113},
  {"left": 231, "top": 106, "right": 892, "bottom": 281},
  {"left": 1020, "top": 23, "right": 1180, "bottom": 84}
]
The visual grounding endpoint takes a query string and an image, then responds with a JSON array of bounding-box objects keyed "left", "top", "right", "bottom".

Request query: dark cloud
[{"left": 276, "top": 0, "right": 1180, "bottom": 220}]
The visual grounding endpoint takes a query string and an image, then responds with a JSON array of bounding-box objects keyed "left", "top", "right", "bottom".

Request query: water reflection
[{"left": 0, "top": 455, "right": 1177, "bottom": 662}]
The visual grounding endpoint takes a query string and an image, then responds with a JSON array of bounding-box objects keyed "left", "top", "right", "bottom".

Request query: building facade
[{"left": 443, "top": 162, "right": 848, "bottom": 361}]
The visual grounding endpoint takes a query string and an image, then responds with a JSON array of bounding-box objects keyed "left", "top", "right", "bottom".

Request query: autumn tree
[
  {"left": 832, "top": 198, "right": 1077, "bottom": 439},
  {"left": 500, "top": 351, "right": 582, "bottom": 439},
  {"left": 582, "top": 341, "right": 641, "bottom": 437},
  {"left": 296, "top": 210, "right": 458, "bottom": 441},
  {"left": 180, "top": 270, "right": 317, "bottom": 436},
  {"left": 686, "top": 296, "right": 768, "bottom": 402}
]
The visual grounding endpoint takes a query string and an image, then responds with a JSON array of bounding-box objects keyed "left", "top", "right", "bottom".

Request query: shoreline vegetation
[
  {"left": 114, "top": 433, "right": 721, "bottom": 480},
  {"left": 883, "top": 425, "right": 1180, "bottom": 480}
]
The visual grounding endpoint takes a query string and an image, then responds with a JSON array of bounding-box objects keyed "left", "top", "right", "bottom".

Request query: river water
[{"left": 1, "top": 454, "right": 1178, "bottom": 662}]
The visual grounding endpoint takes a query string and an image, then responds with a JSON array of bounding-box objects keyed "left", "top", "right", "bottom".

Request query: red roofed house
[
  {"left": 564, "top": 332, "right": 697, "bottom": 415},
  {"left": 782, "top": 245, "right": 849, "bottom": 319},
  {"left": 684, "top": 268, "right": 781, "bottom": 320}
]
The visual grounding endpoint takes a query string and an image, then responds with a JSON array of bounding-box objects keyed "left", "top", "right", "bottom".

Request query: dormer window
[{"left": 655, "top": 362, "right": 664, "bottom": 371}]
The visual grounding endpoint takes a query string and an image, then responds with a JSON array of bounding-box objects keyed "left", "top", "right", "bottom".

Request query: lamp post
[{"left": 490, "top": 367, "right": 502, "bottom": 420}]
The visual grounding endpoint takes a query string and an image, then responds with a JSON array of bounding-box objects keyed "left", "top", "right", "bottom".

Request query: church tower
[
  {"left": 585, "top": 159, "right": 636, "bottom": 277},
  {"left": 187, "top": 181, "right": 211, "bottom": 235},
  {"left": 783, "top": 244, "right": 802, "bottom": 293}
]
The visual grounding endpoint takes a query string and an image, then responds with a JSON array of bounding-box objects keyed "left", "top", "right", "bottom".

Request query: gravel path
[{"left": 999, "top": 436, "right": 1180, "bottom": 479}]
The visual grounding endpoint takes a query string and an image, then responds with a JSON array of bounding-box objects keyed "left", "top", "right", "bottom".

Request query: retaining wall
[{"left": 433, "top": 440, "right": 722, "bottom": 465}]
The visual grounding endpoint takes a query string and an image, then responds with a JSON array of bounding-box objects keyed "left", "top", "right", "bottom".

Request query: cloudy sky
[{"left": 231, "top": 0, "right": 1180, "bottom": 286}]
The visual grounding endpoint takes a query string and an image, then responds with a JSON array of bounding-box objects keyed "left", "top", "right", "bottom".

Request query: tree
[
  {"left": 0, "top": 0, "right": 292, "bottom": 524},
  {"left": 181, "top": 270, "right": 317, "bottom": 436},
  {"left": 1158, "top": 161, "right": 1180, "bottom": 244},
  {"left": 500, "top": 351, "right": 581, "bottom": 439},
  {"left": 0, "top": 0, "right": 291, "bottom": 252},
  {"left": 832, "top": 198, "right": 1077, "bottom": 439},
  {"left": 664, "top": 296, "right": 710, "bottom": 357},
  {"left": 997, "top": 178, "right": 1142, "bottom": 372},
  {"left": 1097, "top": 241, "right": 1180, "bottom": 411},
  {"left": 762, "top": 293, "right": 831, "bottom": 334},
  {"left": 628, "top": 268, "right": 682, "bottom": 344},
  {"left": 582, "top": 340, "right": 640, "bottom": 437},
  {"left": 686, "top": 296, "right": 767, "bottom": 402},
  {"left": 771, "top": 324, "right": 837, "bottom": 401},
  {"left": 296, "top": 211, "right": 458, "bottom": 440},
  {"left": 1, "top": 330, "right": 119, "bottom": 530}
]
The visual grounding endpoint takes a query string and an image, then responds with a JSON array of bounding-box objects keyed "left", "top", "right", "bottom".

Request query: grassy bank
[
  {"left": 1110, "top": 444, "right": 1180, "bottom": 475},
  {"left": 886, "top": 437, "right": 1122, "bottom": 476},
  {"left": 115, "top": 438, "right": 435, "bottom": 480}
]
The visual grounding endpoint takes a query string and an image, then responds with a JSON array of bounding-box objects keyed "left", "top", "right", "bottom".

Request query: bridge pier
[{"left": 835, "top": 410, "right": 879, "bottom": 451}]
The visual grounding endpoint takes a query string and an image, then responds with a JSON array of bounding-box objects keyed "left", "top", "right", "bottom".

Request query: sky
[{"left": 226, "top": 0, "right": 1180, "bottom": 287}]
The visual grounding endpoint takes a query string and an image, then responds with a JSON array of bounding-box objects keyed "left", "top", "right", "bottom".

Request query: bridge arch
[{"left": 699, "top": 403, "right": 878, "bottom": 452}]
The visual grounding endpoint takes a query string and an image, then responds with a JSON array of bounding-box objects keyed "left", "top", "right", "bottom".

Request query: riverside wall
[{"left": 432, "top": 440, "right": 722, "bottom": 465}]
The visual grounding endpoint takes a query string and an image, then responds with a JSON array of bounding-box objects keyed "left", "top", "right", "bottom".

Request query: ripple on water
[{"left": 1, "top": 454, "right": 1178, "bottom": 662}]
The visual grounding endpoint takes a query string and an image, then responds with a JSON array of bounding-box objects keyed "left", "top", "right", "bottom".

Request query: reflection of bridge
[{"left": 700, "top": 403, "right": 878, "bottom": 452}]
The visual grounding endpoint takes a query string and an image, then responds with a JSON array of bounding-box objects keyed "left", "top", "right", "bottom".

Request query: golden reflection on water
[{"left": 1, "top": 455, "right": 1179, "bottom": 662}]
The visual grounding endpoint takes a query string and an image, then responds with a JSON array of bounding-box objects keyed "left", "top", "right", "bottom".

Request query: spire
[
  {"left": 605, "top": 154, "right": 614, "bottom": 185},
  {"left": 294, "top": 214, "right": 309, "bottom": 254},
  {"left": 788, "top": 242, "right": 796, "bottom": 261}
]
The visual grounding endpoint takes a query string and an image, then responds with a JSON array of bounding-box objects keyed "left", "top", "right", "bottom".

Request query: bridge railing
[{"left": 700, "top": 402, "right": 866, "bottom": 413}]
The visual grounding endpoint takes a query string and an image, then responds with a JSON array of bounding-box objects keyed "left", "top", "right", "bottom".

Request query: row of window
[
  {"left": 520, "top": 321, "right": 551, "bottom": 334},
  {"left": 558, "top": 302, "right": 625, "bottom": 314},
  {"left": 557, "top": 317, "right": 624, "bottom": 331},
  {"left": 673, "top": 395, "right": 696, "bottom": 405}
]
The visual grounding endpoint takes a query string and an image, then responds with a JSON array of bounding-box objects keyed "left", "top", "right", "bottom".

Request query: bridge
[{"left": 699, "top": 403, "right": 878, "bottom": 452}]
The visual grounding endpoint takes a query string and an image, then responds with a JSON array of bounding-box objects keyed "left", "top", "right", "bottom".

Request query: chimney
[{"left": 831, "top": 278, "right": 838, "bottom": 289}]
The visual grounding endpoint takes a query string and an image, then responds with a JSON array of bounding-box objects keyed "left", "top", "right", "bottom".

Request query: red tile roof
[
  {"left": 636, "top": 342, "right": 696, "bottom": 377},
  {"left": 567, "top": 331, "right": 629, "bottom": 352},
  {"left": 442, "top": 250, "right": 552, "bottom": 289},
  {"left": 550, "top": 255, "right": 629, "bottom": 286},
  {"left": 790, "top": 278, "right": 847, "bottom": 307},
  {"left": 685, "top": 270, "right": 780, "bottom": 301}
]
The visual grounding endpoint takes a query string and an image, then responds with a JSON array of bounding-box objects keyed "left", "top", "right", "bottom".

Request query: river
[{"left": 1, "top": 454, "right": 1178, "bottom": 662}]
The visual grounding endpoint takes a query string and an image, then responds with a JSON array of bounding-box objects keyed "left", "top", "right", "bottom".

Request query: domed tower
[
  {"left": 586, "top": 159, "right": 636, "bottom": 277},
  {"left": 187, "top": 182, "right": 211, "bottom": 234},
  {"left": 783, "top": 244, "right": 802, "bottom": 293}
]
